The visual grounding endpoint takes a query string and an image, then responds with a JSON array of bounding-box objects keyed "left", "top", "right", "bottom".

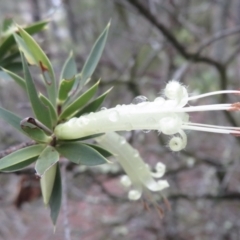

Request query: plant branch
[{"left": 0, "top": 141, "right": 36, "bottom": 159}]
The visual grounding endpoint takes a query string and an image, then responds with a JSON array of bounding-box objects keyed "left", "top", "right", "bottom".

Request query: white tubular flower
[
  {"left": 96, "top": 132, "right": 169, "bottom": 200},
  {"left": 55, "top": 80, "right": 240, "bottom": 152}
]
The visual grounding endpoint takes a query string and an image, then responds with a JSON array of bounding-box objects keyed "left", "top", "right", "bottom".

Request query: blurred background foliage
[{"left": 0, "top": 0, "right": 240, "bottom": 239}]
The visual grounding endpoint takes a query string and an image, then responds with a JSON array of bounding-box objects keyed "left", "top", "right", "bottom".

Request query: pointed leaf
[
  {"left": 1, "top": 52, "right": 20, "bottom": 66},
  {"left": 1, "top": 68, "right": 26, "bottom": 90},
  {"left": 75, "top": 87, "right": 112, "bottom": 117},
  {"left": 0, "top": 107, "right": 24, "bottom": 134},
  {"left": 56, "top": 142, "right": 108, "bottom": 166},
  {"left": 59, "top": 133, "right": 105, "bottom": 142},
  {"left": 59, "top": 81, "right": 99, "bottom": 120},
  {"left": 39, "top": 94, "right": 58, "bottom": 127},
  {"left": 49, "top": 163, "right": 62, "bottom": 226},
  {"left": 84, "top": 144, "right": 113, "bottom": 158},
  {"left": 21, "top": 117, "right": 52, "bottom": 143},
  {"left": 18, "top": 26, "right": 56, "bottom": 106},
  {"left": 1, "top": 62, "right": 23, "bottom": 73},
  {"left": 21, "top": 53, "right": 52, "bottom": 129},
  {"left": 60, "top": 51, "right": 77, "bottom": 81},
  {"left": 35, "top": 146, "right": 59, "bottom": 177},
  {"left": 2, "top": 156, "right": 37, "bottom": 172},
  {"left": 0, "top": 20, "right": 48, "bottom": 60},
  {"left": 80, "top": 22, "right": 110, "bottom": 87},
  {"left": 14, "top": 33, "right": 36, "bottom": 64},
  {"left": 58, "top": 77, "right": 75, "bottom": 104},
  {"left": 0, "top": 144, "right": 45, "bottom": 170},
  {"left": 40, "top": 163, "right": 57, "bottom": 205}
]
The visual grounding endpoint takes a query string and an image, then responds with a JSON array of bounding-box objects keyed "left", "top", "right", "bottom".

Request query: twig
[
  {"left": 168, "top": 192, "right": 240, "bottom": 201},
  {"left": 196, "top": 25, "right": 240, "bottom": 55},
  {"left": 125, "top": 0, "right": 223, "bottom": 69},
  {"left": 225, "top": 43, "right": 240, "bottom": 65}
]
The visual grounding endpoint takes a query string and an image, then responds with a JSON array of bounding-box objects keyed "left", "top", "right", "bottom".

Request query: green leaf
[
  {"left": 0, "top": 144, "right": 45, "bottom": 170},
  {"left": 58, "top": 77, "right": 75, "bottom": 104},
  {"left": 60, "top": 51, "right": 77, "bottom": 81},
  {"left": 84, "top": 144, "right": 113, "bottom": 158},
  {"left": 56, "top": 142, "right": 108, "bottom": 166},
  {"left": 2, "top": 156, "right": 37, "bottom": 172},
  {"left": 59, "top": 133, "right": 105, "bottom": 142},
  {"left": 0, "top": 107, "right": 24, "bottom": 134},
  {"left": 59, "top": 80, "right": 99, "bottom": 120},
  {"left": 18, "top": 26, "right": 56, "bottom": 106},
  {"left": 35, "top": 146, "right": 59, "bottom": 177},
  {"left": 1, "top": 62, "right": 23, "bottom": 72},
  {"left": 1, "top": 52, "right": 20, "bottom": 66},
  {"left": 39, "top": 94, "right": 58, "bottom": 127},
  {"left": 21, "top": 117, "right": 52, "bottom": 143},
  {"left": 75, "top": 87, "right": 112, "bottom": 117},
  {"left": 40, "top": 162, "right": 57, "bottom": 205},
  {"left": 14, "top": 33, "right": 35, "bottom": 64},
  {"left": 0, "top": 20, "right": 48, "bottom": 60},
  {"left": 1, "top": 68, "right": 26, "bottom": 90},
  {"left": 49, "top": 163, "right": 62, "bottom": 226},
  {"left": 21, "top": 52, "right": 52, "bottom": 129},
  {"left": 80, "top": 22, "right": 110, "bottom": 87}
]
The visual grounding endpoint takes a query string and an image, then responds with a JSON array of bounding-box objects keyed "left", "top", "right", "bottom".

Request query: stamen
[
  {"left": 228, "top": 102, "right": 240, "bottom": 111},
  {"left": 182, "top": 125, "right": 240, "bottom": 134},
  {"left": 188, "top": 90, "right": 240, "bottom": 101}
]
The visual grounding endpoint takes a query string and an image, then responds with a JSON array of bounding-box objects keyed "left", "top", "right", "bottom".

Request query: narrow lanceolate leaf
[
  {"left": 35, "top": 146, "right": 59, "bottom": 177},
  {"left": 2, "top": 157, "right": 37, "bottom": 172},
  {"left": 1, "top": 68, "right": 26, "bottom": 90},
  {"left": 14, "top": 33, "right": 35, "bottom": 64},
  {"left": 2, "top": 62, "right": 23, "bottom": 72},
  {"left": 59, "top": 81, "right": 100, "bottom": 120},
  {"left": 21, "top": 53, "right": 52, "bottom": 129},
  {"left": 49, "top": 163, "right": 62, "bottom": 226},
  {"left": 75, "top": 87, "right": 112, "bottom": 117},
  {"left": 1, "top": 52, "right": 20, "bottom": 66},
  {"left": 39, "top": 94, "right": 58, "bottom": 127},
  {"left": 58, "top": 77, "right": 75, "bottom": 104},
  {"left": 56, "top": 142, "right": 108, "bottom": 166},
  {"left": 0, "top": 20, "right": 48, "bottom": 60},
  {"left": 59, "top": 133, "right": 105, "bottom": 142},
  {"left": 21, "top": 117, "right": 52, "bottom": 143},
  {"left": 40, "top": 163, "right": 57, "bottom": 205},
  {"left": 84, "top": 144, "right": 113, "bottom": 158},
  {"left": 60, "top": 51, "right": 77, "bottom": 81},
  {"left": 80, "top": 22, "right": 110, "bottom": 87},
  {"left": 0, "top": 145, "right": 45, "bottom": 170},
  {"left": 0, "top": 107, "right": 24, "bottom": 134},
  {"left": 18, "top": 26, "right": 56, "bottom": 106}
]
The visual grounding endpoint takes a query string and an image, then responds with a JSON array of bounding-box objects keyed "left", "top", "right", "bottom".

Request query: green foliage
[
  {"left": 0, "top": 20, "right": 111, "bottom": 226},
  {"left": 56, "top": 142, "right": 109, "bottom": 166},
  {"left": 49, "top": 163, "right": 62, "bottom": 226},
  {"left": 0, "top": 19, "right": 48, "bottom": 71},
  {"left": 59, "top": 80, "right": 100, "bottom": 120},
  {"left": 20, "top": 117, "right": 52, "bottom": 143},
  {"left": 0, "top": 145, "right": 45, "bottom": 170},
  {"left": 80, "top": 22, "right": 110, "bottom": 87},
  {"left": 35, "top": 146, "right": 59, "bottom": 177}
]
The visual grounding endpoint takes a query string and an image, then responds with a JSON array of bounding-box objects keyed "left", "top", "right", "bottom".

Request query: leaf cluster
[{"left": 0, "top": 20, "right": 112, "bottom": 225}]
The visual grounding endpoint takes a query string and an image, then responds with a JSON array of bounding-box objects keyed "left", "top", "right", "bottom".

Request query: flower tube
[
  {"left": 96, "top": 132, "right": 169, "bottom": 200},
  {"left": 55, "top": 80, "right": 240, "bottom": 152}
]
